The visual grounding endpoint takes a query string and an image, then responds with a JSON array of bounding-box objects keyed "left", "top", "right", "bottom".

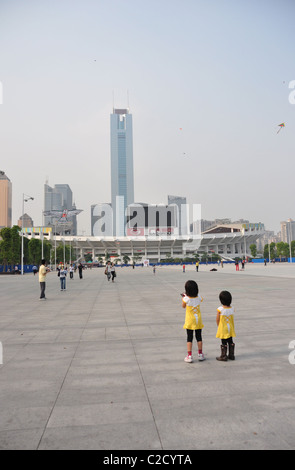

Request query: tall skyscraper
[
  {"left": 44, "top": 183, "right": 78, "bottom": 234},
  {"left": 281, "top": 219, "right": 295, "bottom": 243},
  {"left": 110, "top": 108, "right": 134, "bottom": 235},
  {"left": 168, "top": 195, "right": 187, "bottom": 236},
  {"left": 0, "top": 171, "right": 12, "bottom": 228}
]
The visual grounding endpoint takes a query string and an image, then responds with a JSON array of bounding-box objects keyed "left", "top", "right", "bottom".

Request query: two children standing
[{"left": 181, "top": 280, "right": 236, "bottom": 363}]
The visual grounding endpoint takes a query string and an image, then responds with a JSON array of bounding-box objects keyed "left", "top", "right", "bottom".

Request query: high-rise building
[
  {"left": 126, "top": 203, "right": 177, "bottom": 236},
  {"left": 168, "top": 195, "right": 187, "bottom": 236},
  {"left": 0, "top": 171, "right": 12, "bottom": 228},
  {"left": 44, "top": 183, "right": 78, "bottom": 234},
  {"left": 110, "top": 108, "right": 134, "bottom": 235},
  {"left": 281, "top": 219, "right": 295, "bottom": 243}
]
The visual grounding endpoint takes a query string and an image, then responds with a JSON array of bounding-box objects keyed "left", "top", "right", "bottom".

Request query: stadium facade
[{"left": 44, "top": 221, "right": 264, "bottom": 264}]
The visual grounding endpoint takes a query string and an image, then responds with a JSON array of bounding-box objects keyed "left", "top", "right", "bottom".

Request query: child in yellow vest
[
  {"left": 182, "top": 280, "right": 205, "bottom": 362},
  {"left": 216, "top": 290, "right": 236, "bottom": 361}
]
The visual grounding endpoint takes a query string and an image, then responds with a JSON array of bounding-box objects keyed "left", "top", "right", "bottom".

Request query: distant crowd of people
[
  {"left": 38, "top": 260, "right": 85, "bottom": 300},
  {"left": 37, "top": 259, "right": 121, "bottom": 300}
]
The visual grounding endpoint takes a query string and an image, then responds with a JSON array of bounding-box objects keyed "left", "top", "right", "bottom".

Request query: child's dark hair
[
  {"left": 185, "top": 280, "right": 199, "bottom": 297},
  {"left": 219, "top": 290, "right": 232, "bottom": 306}
]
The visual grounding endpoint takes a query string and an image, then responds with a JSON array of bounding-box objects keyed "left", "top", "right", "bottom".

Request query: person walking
[
  {"left": 78, "top": 263, "right": 83, "bottom": 279},
  {"left": 216, "top": 290, "right": 236, "bottom": 361},
  {"left": 39, "top": 259, "right": 49, "bottom": 300},
  {"left": 69, "top": 264, "right": 74, "bottom": 279},
  {"left": 105, "top": 261, "right": 112, "bottom": 281},
  {"left": 195, "top": 260, "right": 199, "bottom": 272},
  {"left": 181, "top": 280, "right": 205, "bottom": 362},
  {"left": 111, "top": 263, "right": 116, "bottom": 282},
  {"left": 59, "top": 265, "right": 67, "bottom": 291}
]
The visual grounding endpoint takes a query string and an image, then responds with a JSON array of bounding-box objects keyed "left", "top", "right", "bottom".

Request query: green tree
[
  {"left": 23, "top": 236, "right": 30, "bottom": 264},
  {"left": 291, "top": 240, "right": 295, "bottom": 257},
  {"left": 263, "top": 244, "right": 268, "bottom": 259},
  {"left": 264, "top": 242, "right": 276, "bottom": 261},
  {"left": 11, "top": 225, "right": 21, "bottom": 265},
  {"left": 192, "top": 253, "right": 200, "bottom": 262},
  {"left": 165, "top": 254, "right": 174, "bottom": 263},
  {"left": 201, "top": 253, "right": 208, "bottom": 263},
  {"left": 28, "top": 238, "right": 52, "bottom": 265},
  {"left": 84, "top": 253, "right": 93, "bottom": 263},
  {"left": 270, "top": 242, "right": 276, "bottom": 260},
  {"left": 0, "top": 226, "right": 21, "bottom": 269},
  {"left": 122, "top": 254, "right": 130, "bottom": 265},
  {"left": 0, "top": 227, "right": 11, "bottom": 270},
  {"left": 249, "top": 243, "right": 257, "bottom": 258},
  {"left": 43, "top": 240, "right": 52, "bottom": 263},
  {"left": 28, "top": 238, "right": 42, "bottom": 264},
  {"left": 276, "top": 242, "right": 289, "bottom": 261}
]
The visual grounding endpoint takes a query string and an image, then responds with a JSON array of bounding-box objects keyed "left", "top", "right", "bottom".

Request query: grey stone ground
[{"left": 0, "top": 262, "right": 295, "bottom": 450}]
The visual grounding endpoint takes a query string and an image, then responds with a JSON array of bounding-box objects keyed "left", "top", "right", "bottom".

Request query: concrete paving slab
[{"left": 0, "top": 263, "right": 295, "bottom": 450}]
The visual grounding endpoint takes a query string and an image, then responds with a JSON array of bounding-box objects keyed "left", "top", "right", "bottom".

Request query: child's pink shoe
[{"left": 184, "top": 355, "right": 193, "bottom": 363}]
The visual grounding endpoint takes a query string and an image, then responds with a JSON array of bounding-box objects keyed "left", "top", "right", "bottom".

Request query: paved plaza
[{"left": 0, "top": 262, "right": 295, "bottom": 450}]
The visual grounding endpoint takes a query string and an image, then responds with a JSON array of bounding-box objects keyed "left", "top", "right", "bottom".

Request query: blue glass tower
[{"left": 110, "top": 108, "right": 134, "bottom": 235}]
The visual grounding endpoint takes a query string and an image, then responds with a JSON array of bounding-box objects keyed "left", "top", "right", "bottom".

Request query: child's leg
[
  {"left": 195, "top": 329, "right": 203, "bottom": 353},
  {"left": 216, "top": 339, "right": 228, "bottom": 361},
  {"left": 195, "top": 330, "right": 205, "bottom": 360},
  {"left": 186, "top": 330, "right": 193, "bottom": 355},
  {"left": 227, "top": 337, "right": 235, "bottom": 360}
]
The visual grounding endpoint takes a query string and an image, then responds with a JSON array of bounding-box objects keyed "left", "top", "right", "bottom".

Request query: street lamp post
[
  {"left": 288, "top": 223, "right": 293, "bottom": 263},
  {"left": 54, "top": 222, "right": 57, "bottom": 271},
  {"left": 21, "top": 193, "right": 34, "bottom": 275},
  {"left": 41, "top": 211, "right": 44, "bottom": 259},
  {"left": 63, "top": 238, "right": 65, "bottom": 266}
]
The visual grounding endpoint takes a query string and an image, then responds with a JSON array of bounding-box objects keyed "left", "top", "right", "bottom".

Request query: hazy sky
[{"left": 1, "top": 0, "right": 294, "bottom": 234}]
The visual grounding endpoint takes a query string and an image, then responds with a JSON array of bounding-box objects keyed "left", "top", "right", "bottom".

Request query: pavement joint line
[
  {"left": 117, "top": 279, "right": 164, "bottom": 450},
  {"left": 35, "top": 276, "right": 105, "bottom": 450}
]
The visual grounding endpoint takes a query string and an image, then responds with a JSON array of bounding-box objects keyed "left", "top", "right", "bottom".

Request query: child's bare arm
[{"left": 216, "top": 311, "right": 220, "bottom": 326}]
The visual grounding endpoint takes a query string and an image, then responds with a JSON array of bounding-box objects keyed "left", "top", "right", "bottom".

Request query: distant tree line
[
  {"left": 263, "top": 241, "right": 295, "bottom": 260},
  {"left": 250, "top": 241, "right": 295, "bottom": 260},
  {"left": 0, "top": 226, "right": 75, "bottom": 271}
]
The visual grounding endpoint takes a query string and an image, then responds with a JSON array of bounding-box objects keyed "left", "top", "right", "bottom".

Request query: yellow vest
[
  {"left": 183, "top": 295, "right": 204, "bottom": 330},
  {"left": 216, "top": 306, "right": 236, "bottom": 339}
]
